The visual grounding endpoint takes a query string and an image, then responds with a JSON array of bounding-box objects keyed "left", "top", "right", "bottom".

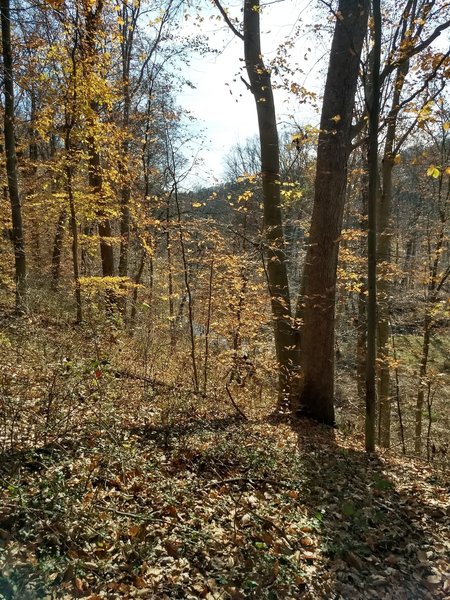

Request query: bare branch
[{"left": 212, "top": 0, "right": 244, "bottom": 40}]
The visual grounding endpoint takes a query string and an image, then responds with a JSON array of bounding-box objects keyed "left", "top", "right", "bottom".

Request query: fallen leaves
[{"left": 0, "top": 394, "right": 449, "bottom": 599}]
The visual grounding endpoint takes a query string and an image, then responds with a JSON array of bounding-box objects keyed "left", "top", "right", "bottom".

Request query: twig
[
  {"left": 207, "top": 476, "right": 296, "bottom": 490},
  {"left": 225, "top": 383, "right": 248, "bottom": 420},
  {"left": 93, "top": 503, "right": 161, "bottom": 521},
  {"left": 212, "top": 0, "right": 244, "bottom": 40}
]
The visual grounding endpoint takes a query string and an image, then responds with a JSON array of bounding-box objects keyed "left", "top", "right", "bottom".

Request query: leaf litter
[{"left": 0, "top": 319, "right": 448, "bottom": 599}]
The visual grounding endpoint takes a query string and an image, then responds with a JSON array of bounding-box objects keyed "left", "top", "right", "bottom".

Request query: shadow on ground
[{"left": 293, "top": 420, "right": 446, "bottom": 599}]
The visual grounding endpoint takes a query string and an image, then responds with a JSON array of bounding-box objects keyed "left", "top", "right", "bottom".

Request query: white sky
[{"left": 177, "top": 0, "right": 330, "bottom": 188}]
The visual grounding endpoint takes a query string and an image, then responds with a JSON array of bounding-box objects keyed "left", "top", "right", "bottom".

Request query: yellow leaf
[
  {"left": 426, "top": 165, "right": 440, "bottom": 178},
  {"left": 192, "top": 202, "right": 202, "bottom": 208},
  {"left": 443, "top": 122, "right": 450, "bottom": 131},
  {"left": 330, "top": 114, "right": 341, "bottom": 123}
]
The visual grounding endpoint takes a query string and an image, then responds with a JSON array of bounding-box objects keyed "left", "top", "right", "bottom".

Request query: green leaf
[
  {"left": 341, "top": 500, "right": 356, "bottom": 517},
  {"left": 373, "top": 473, "right": 392, "bottom": 491}
]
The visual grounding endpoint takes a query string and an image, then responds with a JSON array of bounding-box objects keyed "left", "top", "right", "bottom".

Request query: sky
[{"left": 176, "top": 0, "right": 330, "bottom": 188}]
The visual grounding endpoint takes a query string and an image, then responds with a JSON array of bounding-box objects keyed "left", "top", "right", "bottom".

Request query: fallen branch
[{"left": 225, "top": 383, "right": 248, "bottom": 420}]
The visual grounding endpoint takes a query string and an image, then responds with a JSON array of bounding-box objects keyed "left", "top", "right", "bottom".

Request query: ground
[{"left": 0, "top": 311, "right": 449, "bottom": 599}]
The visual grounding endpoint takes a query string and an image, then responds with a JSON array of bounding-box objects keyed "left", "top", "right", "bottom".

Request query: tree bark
[
  {"left": 28, "top": 89, "right": 40, "bottom": 266},
  {"left": 84, "top": 0, "right": 114, "bottom": 279},
  {"left": 87, "top": 130, "right": 114, "bottom": 278},
  {"left": 66, "top": 150, "right": 82, "bottom": 324},
  {"left": 365, "top": 0, "right": 382, "bottom": 453},
  {"left": 243, "top": 0, "right": 295, "bottom": 406},
  {"left": 1, "top": 0, "right": 27, "bottom": 312},
  {"left": 296, "top": 0, "right": 369, "bottom": 425},
  {"left": 51, "top": 210, "right": 68, "bottom": 289},
  {"left": 377, "top": 60, "right": 409, "bottom": 448}
]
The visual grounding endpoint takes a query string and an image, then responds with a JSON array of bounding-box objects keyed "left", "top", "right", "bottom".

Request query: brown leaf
[
  {"left": 345, "top": 550, "right": 363, "bottom": 570},
  {"left": 132, "top": 575, "right": 147, "bottom": 589},
  {"left": 426, "top": 574, "right": 441, "bottom": 586},
  {"left": 74, "top": 578, "right": 84, "bottom": 592}
]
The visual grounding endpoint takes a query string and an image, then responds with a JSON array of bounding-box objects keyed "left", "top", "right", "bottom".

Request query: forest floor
[{"left": 0, "top": 309, "right": 449, "bottom": 599}]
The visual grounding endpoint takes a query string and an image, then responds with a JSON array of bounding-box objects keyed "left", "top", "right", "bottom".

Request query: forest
[{"left": 0, "top": 0, "right": 449, "bottom": 597}]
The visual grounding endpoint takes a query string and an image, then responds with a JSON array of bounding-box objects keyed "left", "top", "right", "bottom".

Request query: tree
[
  {"left": 296, "top": 0, "right": 369, "bottom": 425},
  {"left": 81, "top": 0, "right": 115, "bottom": 279},
  {"left": 413, "top": 106, "right": 450, "bottom": 454},
  {"left": 375, "top": 2, "right": 450, "bottom": 447},
  {"left": 213, "top": 0, "right": 296, "bottom": 405},
  {"left": 1, "top": 0, "right": 27, "bottom": 312},
  {"left": 365, "top": 0, "right": 381, "bottom": 452},
  {"left": 117, "top": 0, "right": 178, "bottom": 282}
]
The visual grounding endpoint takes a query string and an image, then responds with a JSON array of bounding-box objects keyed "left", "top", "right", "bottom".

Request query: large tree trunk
[
  {"left": 243, "top": 0, "right": 295, "bottom": 405},
  {"left": 296, "top": 0, "right": 369, "bottom": 425},
  {"left": 1, "top": 0, "right": 27, "bottom": 312}
]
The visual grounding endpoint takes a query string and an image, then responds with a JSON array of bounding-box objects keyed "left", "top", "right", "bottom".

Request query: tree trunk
[
  {"left": 377, "top": 60, "right": 409, "bottom": 448},
  {"left": 296, "top": 0, "right": 369, "bottom": 425},
  {"left": 365, "top": 0, "right": 382, "bottom": 452},
  {"left": 357, "top": 166, "right": 368, "bottom": 404},
  {"left": 83, "top": 0, "right": 114, "bottom": 279},
  {"left": 243, "top": 0, "right": 295, "bottom": 406},
  {"left": 65, "top": 134, "right": 82, "bottom": 324},
  {"left": 415, "top": 314, "right": 431, "bottom": 454},
  {"left": 51, "top": 210, "right": 68, "bottom": 289},
  {"left": 129, "top": 249, "right": 146, "bottom": 328},
  {"left": 118, "top": 63, "right": 131, "bottom": 279},
  {"left": 87, "top": 132, "right": 114, "bottom": 278},
  {"left": 28, "top": 89, "right": 40, "bottom": 267},
  {"left": 415, "top": 225, "right": 448, "bottom": 454},
  {"left": 1, "top": 0, "right": 27, "bottom": 312}
]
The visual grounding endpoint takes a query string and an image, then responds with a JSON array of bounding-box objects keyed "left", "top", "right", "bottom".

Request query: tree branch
[{"left": 212, "top": 0, "right": 244, "bottom": 40}]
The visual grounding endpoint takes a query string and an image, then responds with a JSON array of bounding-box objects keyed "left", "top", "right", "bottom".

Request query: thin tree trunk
[
  {"left": 390, "top": 324, "right": 405, "bottom": 454},
  {"left": 357, "top": 150, "right": 368, "bottom": 404},
  {"left": 377, "top": 60, "right": 409, "bottom": 448},
  {"left": 415, "top": 210, "right": 449, "bottom": 452},
  {"left": 65, "top": 127, "right": 82, "bottom": 323},
  {"left": 118, "top": 80, "right": 131, "bottom": 279},
  {"left": 166, "top": 203, "right": 175, "bottom": 348},
  {"left": 86, "top": 118, "right": 114, "bottom": 278},
  {"left": 296, "top": 0, "right": 369, "bottom": 425},
  {"left": 130, "top": 249, "right": 146, "bottom": 328},
  {"left": 28, "top": 89, "right": 40, "bottom": 266},
  {"left": 356, "top": 287, "right": 367, "bottom": 402},
  {"left": 83, "top": 0, "right": 114, "bottom": 279},
  {"left": 365, "top": 0, "right": 382, "bottom": 452},
  {"left": 415, "top": 314, "right": 431, "bottom": 454},
  {"left": 173, "top": 183, "right": 199, "bottom": 392},
  {"left": 67, "top": 164, "right": 82, "bottom": 324},
  {"left": 203, "top": 259, "right": 214, "bottom": 394},
  {"left": 51, "top": 210, "right": 68, "bottom": 289},
  {"left": 1, "top": 0, "right": 26, "bottom": 312},
  {"left": 243, "top": 0, "right": 295, "bottom": 406}
]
